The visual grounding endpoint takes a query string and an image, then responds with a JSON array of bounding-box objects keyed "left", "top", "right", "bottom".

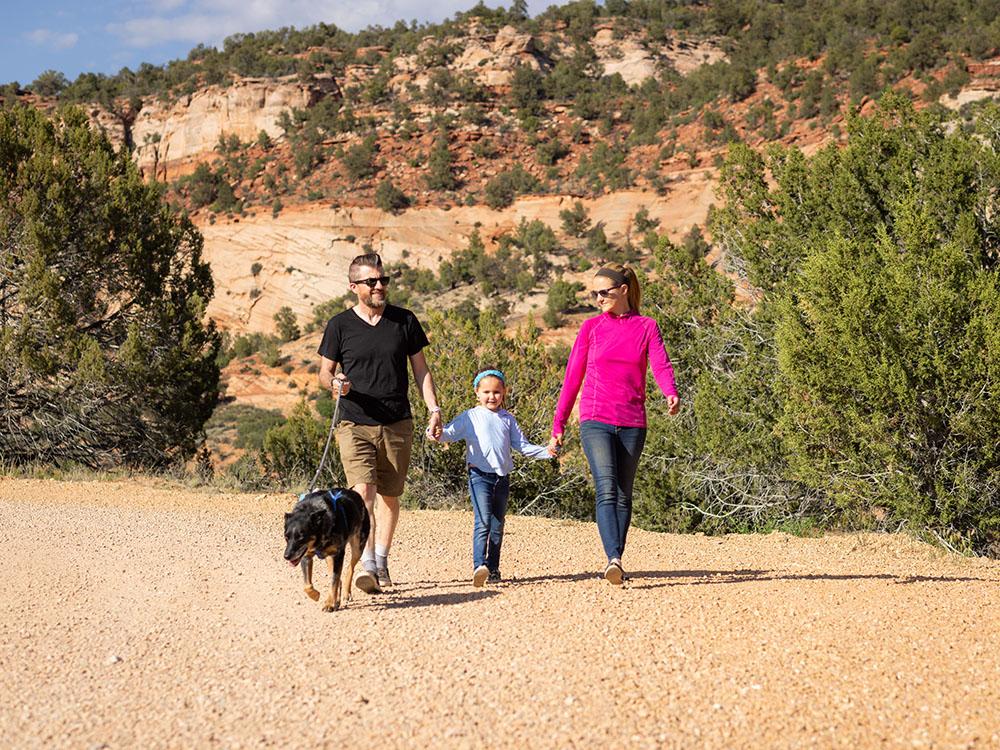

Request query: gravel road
[{"left": 2, "top": 477, "right": 998, "bottom": 749}]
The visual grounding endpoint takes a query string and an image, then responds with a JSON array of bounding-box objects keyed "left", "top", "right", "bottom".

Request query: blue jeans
[
  {"left": 579, "top": 420, "right": 647, "bottom": 562},
  {"left": 468, "top": 466, "right": 510, "bottom": 572}
]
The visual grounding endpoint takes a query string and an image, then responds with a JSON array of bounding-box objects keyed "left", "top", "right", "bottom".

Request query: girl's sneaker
[
  {"left": 473, "top": 565, "right": 490, "bottom": 587},
  {"left": 603, "top": 559, "right": 624, "bottom": 586},
  {"left": 487, "top": 570, "right": 502, "bottom": 584}
]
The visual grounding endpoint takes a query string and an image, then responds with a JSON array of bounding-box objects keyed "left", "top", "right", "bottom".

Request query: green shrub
[
  {"left": 261, "top": 400, "right": 345, "bottom": 488},
  {"left": 543, "top": 279, "right": 583, "bottom": 327},
  {"left": 535, "top": 138, "right": 570, "bottom": 166},
  {"left": 342, "top": 134, "right": 379, "bottom": 180},
  {"left": 375, "top": 178, "right": 410, "bottom": 213},
  {"left": 560, "top": 200, "right": 591, "bottom": 238},
  {"left": 424, "top": 136, "right": 458, "bottom": 191},
  {"left": 484, "top": 164, "right": 540, "bottom": 209},
  {"left": 274, "top": 306, "right": 300, "bottom": 342}
]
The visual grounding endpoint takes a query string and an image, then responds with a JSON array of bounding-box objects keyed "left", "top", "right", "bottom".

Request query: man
[{"left": 318, "top": 252, "right": 442, "bottom": 593}]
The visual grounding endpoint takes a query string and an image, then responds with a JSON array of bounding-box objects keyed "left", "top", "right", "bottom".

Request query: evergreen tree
[{"left": 0, "top": 106, "right": 220, "bottom": 468}]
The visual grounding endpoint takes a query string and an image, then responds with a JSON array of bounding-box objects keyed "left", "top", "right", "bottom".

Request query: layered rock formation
[
  {"left": 122, "top": 76, "right": 340, "bottom": 179},
  {"left": 939, "top": 60, "right": 1000, "bottom": 109},
  {"left": 201, "top": 173, "right": 717, "bottom": 334}
]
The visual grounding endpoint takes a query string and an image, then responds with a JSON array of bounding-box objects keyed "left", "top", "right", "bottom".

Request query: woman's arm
[
  {"left": 647, "top": 321, "right": 680, "bottom": 413},
  {"left": 551, "top": 321, "right": 592, "bottom": 438}
]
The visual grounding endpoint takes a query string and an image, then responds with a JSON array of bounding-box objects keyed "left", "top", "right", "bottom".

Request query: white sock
[{"left": 375, "top": 543, "right": 389, "bottom": 569}]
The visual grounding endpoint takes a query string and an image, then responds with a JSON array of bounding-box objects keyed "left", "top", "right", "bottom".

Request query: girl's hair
[
  {"left": 473, "top": 368, "right": 506, "bottom": 389},
  {"left": 595, "top": 262, "right": 641, "bottom": 312}
]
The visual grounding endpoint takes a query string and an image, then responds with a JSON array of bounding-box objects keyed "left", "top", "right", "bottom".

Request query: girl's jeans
[
  {"left": 468, "top": 466, "right": 510, "bottom": 572},
  {"left": 579, "top": 419, "right": 647, "bottom": 562}
]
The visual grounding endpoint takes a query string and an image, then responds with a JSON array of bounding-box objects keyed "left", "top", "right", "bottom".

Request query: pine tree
[{"left": 0, "top": 106, "right": 220, "bottom": 468}]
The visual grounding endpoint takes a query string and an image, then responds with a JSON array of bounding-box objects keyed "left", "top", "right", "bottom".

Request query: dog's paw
[
  {"left": 304, "top": 586, "right": 320, "bottom": 601},
  {"left": 322, "top": 599, "right": 341, "bottom": 612}
]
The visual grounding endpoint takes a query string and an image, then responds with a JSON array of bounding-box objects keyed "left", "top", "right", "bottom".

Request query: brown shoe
[
  {"left": 603, "top": 559, "right": 624, "bottom": 586},
  {"left": 355, "top": 570, "right": 381, "bottom": 594},
  {"left": 473, "top": 565, "right": 489, "bottom": 588}
]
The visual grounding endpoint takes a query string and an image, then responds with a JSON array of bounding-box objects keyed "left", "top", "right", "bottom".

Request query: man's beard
[{"left": 367, "top": 293, "right": 387, "bottom": 309}]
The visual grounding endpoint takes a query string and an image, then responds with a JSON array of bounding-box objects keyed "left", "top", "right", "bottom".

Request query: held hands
[
  {"left": 547, "top": 434, "right": 562, "bottom": 457},
  {"left": 427, "top": 409, "right": 443, "bottom": 441},
  {"left": 666, "top": 395, "right": 680, "bottom": 415}
]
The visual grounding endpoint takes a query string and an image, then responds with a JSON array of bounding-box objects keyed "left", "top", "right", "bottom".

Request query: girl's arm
[
  {"left": 551, "top": 321, "right": 592, "bottom": 437},
  {"left": 508, "top": 416, "right": 553, "bottom": 460},
  {"left": 439, "top": 411, "right": 471, "bottom": 444}
]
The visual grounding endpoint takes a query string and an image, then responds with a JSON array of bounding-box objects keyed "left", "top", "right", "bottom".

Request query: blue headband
[{"left": 473, "top": 369, "right": 506, "bottom": 389}]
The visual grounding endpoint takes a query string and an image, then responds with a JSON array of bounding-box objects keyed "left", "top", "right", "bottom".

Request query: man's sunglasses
[
  {"left": 591, "top": 286, "right": 620, "bottom": 300},
  {"left": 351, "top": 276, "right": 391, "bottom": 289}
]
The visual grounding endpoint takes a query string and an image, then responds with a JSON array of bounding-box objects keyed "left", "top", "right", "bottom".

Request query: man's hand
[
  {"left": 428, "top": 409, "right": 442, "bottom": 440},
  {"left": 547, "top": 434, "right": 562, "bottom": 457},
  {"left": 333, "top": 374, "right": 351, "bottom": 397},
  {"left": 667, "top": 395, "right": 680, "bottom": 415}
]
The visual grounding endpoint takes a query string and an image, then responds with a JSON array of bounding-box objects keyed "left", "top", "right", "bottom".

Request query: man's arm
[
  {"left": 319, "top": 356, "right": 350, "bottom": 395},
  {"left": 409, "top": 350, "right": 441, "bottom": 438}
]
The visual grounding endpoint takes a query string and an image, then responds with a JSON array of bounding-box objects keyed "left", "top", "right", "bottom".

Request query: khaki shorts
[{"left": 335, "top": 418, "right": 414, "bottom": 497}]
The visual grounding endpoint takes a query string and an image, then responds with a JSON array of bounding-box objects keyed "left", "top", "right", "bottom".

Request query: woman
[{"left": 548, "top": 263, "right": 680, "bottom": 585}]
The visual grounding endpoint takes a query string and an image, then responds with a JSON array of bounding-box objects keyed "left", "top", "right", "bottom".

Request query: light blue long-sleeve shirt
[{"left": 441, "top": 406, "right": 551, "bottom": 475}]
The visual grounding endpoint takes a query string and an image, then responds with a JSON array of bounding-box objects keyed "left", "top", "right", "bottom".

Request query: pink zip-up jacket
[{"left": 552, "top": 311, "right": 678, "bottom": 435}]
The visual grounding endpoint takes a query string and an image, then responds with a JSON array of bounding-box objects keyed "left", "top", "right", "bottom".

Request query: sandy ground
[{"left": 1, "top": 478, "right": 999, "bottom": 749}]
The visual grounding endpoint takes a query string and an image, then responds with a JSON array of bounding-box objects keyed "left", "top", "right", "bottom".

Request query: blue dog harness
[{"left": 296, "top": 489, "right": 349, "bottom": 527}]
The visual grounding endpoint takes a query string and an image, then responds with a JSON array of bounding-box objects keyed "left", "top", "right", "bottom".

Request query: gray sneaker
[
  {"left": 376, "top": 565, "right": 392, "bottom": 589},
  {"left": 487, "top": 570, "right": 502, "bottom": 584}
]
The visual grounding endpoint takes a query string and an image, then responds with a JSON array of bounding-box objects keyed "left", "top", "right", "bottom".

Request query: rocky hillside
[{"left": 8, "top": 2, "right": 1000, "bottom": 404}]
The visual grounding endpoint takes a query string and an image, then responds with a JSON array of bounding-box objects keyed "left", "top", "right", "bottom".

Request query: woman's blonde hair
[{"left": 595, "top": 262, "right": 641, "bottom": 312}]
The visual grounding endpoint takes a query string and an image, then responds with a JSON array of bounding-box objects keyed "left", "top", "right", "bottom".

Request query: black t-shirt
[{"left": 317, "top": 304, "right": 429, "bottom": 425}]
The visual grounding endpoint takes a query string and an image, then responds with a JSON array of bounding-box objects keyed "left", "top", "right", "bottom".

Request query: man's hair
[{"left": 349, "top": 252, "right": 383, "bottom": 281}]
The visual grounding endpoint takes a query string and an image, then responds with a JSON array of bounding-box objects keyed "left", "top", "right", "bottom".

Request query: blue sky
[{"left": 1, "top": 0, "right": 557, "bottom": 87}]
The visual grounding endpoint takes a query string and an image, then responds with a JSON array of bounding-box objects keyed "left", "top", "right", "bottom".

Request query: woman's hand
[
  {"left": 667, "top": 395, "right": 680, "bottom": 415},
  {"left": 547, "top": 434, "right": 563, "bottom": 457}
]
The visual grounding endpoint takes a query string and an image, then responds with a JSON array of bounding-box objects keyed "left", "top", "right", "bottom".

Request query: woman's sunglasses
[
  {"left": 591, "top": 286, "right": 620, "bottom": 300},
  {"left": 351, "top": 276, "right": 391, "bottom": 289}
]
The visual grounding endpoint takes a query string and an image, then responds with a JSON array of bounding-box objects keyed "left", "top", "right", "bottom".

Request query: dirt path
[{"left": 1, "top": 478, "right": 998, "bottom": 749}]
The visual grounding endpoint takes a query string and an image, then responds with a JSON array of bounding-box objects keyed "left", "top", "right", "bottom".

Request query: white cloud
[
  {"left": 25, "top": 29, "right": 80, "bottom": 51},
  {"left": 107, "top": 0, "right": 553, "bottom": 48}
]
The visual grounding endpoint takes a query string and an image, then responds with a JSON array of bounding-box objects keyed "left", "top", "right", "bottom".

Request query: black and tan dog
[{"left": 283, "top": 488, "right": 370, "bottom": 611}]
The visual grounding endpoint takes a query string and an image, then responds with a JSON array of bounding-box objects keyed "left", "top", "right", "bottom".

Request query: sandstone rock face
[
  {"left": 198, "top": 172, "right": 716, "bottom": 334},
  {"left": 452, "top": 25, "right": 552, "bottom": 87},
  {"left": 130, "top": 76, "right": 340, "bottom": 178},
  {"left": 663, "top": 37, "right": 728, "bottom": 76},
  {"left": 592, "top": 28, "right": 659, "bottom": 86},
  {"left": 940, "top": 58, "right": 1000, "bottom": 109}
]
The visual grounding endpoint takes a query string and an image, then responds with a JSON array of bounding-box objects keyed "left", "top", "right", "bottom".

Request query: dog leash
[{"left": 307, "top": 379, "right": 343, "bottom": 493}]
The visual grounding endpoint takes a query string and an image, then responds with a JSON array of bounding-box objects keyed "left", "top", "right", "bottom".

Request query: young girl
[{"left": 434, "top": 368, "right": 555, "bottom": 586}]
